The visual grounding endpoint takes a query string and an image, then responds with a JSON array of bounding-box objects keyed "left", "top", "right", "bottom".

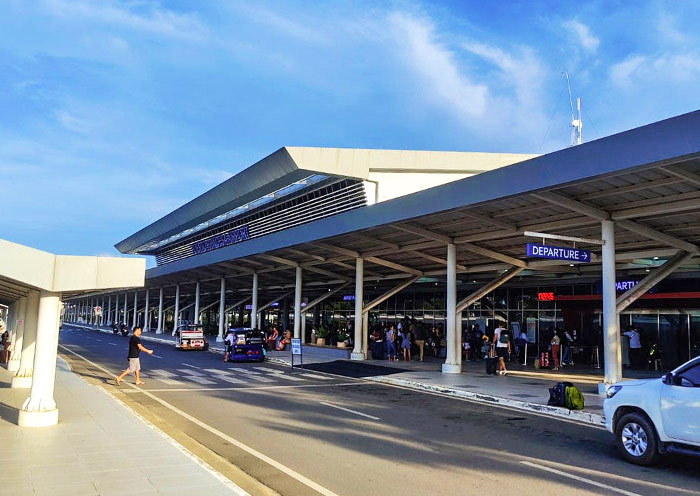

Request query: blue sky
[{"left": 1, "top": 1, "right": 699, "bottom": 263}]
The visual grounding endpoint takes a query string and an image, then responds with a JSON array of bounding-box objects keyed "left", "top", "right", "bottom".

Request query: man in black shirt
[{"left": 116, "top": 327, "right": 153, "bottom": 385}]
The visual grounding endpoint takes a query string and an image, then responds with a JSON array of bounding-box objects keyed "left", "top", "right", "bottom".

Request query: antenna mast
[{"left": 562, "top": 71, "right": 582, "bottom": 146}]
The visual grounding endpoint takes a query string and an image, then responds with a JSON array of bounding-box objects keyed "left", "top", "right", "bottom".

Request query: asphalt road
[{"left": 58, "top": 325, "right": 700, "bottom": 496}]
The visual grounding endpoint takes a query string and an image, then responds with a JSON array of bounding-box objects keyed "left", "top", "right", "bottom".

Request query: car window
[{"left": 679, "top": 363, "right": 700, "bottom": 386}]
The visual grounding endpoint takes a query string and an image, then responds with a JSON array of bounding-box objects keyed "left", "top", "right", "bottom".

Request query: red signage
[{"left": 538, "top": 292, "right": 555, "bottom": 301}]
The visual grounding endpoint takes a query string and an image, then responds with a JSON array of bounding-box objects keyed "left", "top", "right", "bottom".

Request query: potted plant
[
  {"left": 316, "top": 326, "right": 328, "bottom": 346},
  {"left": 337, "top": 331, "right": 349, "bottom": 348}
]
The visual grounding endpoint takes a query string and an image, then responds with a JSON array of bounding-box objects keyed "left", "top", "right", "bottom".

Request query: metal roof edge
[{"left": 145, "top": 108, "right": 700, "bottom": 280}]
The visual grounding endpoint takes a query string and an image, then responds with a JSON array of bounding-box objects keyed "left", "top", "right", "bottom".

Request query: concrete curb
[{"left": 368, "top": 375, "right": 606, "bottom": 427}]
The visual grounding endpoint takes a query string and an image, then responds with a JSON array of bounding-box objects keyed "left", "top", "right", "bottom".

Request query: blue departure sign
[
  {"left": 526, "top": 243, "right": 591, "bottom": 262},
  {"left": 191, "top": 225, "right": 250, "bottom": 255}
]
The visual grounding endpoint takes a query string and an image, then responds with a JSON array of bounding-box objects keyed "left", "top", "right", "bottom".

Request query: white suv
[{"left": 604, "top": 356, "right": 700, "bottom": 465}]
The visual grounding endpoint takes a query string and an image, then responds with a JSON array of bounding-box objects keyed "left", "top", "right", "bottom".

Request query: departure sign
[
  {"left": 538, "top": 292, "right": 555, "bottom": 301},
  {"left": 526, "top": 243, "right": 591, "bottom": 263},
  {"left": 191, "top": 225, "right": 250, "bottom": 255}
]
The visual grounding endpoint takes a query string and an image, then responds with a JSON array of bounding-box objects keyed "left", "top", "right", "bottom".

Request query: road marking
[
  {"left": 182, "top": 363, "right": 201, "bottom": 369},
  {"left": 151, "top": 354, "right": 163, "bottom": 359},
  {"left": 319, "top": 401, "right": 380, "bottom": 420},
  {"left": 178, "top": 368, "right": 204, "bottom": 376},
  {"left": 107, "top": 343, "right": 117, "bottom": 346},
  {"left": 186, "top": 376, "right": 217, "bottom": 385},
  {"left": 59, "top": 345, "right": 342, "bottom": 496},
  {"left": 520, "top": 461, "right": 642, "bottom": 496},
  {"left": 121, "top": 382, "right": 364, "bottom": 393}
]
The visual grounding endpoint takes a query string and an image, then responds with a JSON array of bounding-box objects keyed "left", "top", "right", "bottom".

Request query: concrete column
[
  {"left": 114, "top": 293, "right": 119, "bottom": 325},
  {"left": 132, "top": 291, "right": 138, "bottom": 329},
  {"left": 156, "top": 288, "right": 164, "bottom": 334},
  {"left": 18, "top": 291, "right": 61, "bottom": 427},
  {"left": 120, "top": 292, "right": 126, "bottom": 324},
  {"left": 194, "top": 281, "right": 200, "bottom": 325},
  {"left": 172, "top": 285, "right": 180, "bottom": 336},
  {"left": 294, "top": 267, "right": 302, "bottom": 339},
  {"left": 217, "top": 278, "right": 226, "bottom": 342},
  {"left": 351, "top": 258, "right": 365, "bottom": 361},
  {"left": 251, "top": 274, "right": 258, "bottom": 329},
  {"left": 601, "top": 220, "right": 621, "bottom": 388},
  {"left": 107, "top": 295, "right": 111, "bottom": 325},
  {"left": 12, "top": 291, "right": 39, "bottom": 388},
  {"left": 7, "top": 297, "right": 27, "bottom": 373},
  {"left": 442, "top": 243, "right": 460, "bottom": 373},
  {"left": 143, "top": 289, "right": 150, "bottom": 332}
]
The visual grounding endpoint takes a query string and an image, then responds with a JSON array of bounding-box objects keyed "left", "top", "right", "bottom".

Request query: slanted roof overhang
[
  {"left": 141, "top": 109, "right": 700, "bottom": 294},
  {"left": 116, "top": 146, "right": 535, "bottom": 255}
]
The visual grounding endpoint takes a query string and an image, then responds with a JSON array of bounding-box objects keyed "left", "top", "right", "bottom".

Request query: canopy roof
[
  {"left": 116, "top": 147, "right": 534, "bottom": 254},
  {"left": 0, "top": 240, "right": 145, "bottom": 305},
  {"left": 138, "top": 109, "right": 700, "bottom": 304}
]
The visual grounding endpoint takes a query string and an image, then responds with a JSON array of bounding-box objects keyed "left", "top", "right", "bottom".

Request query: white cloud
[
  {"left": 54, "top": 110, "right": 93, "bottom": 133},
  {"left": 610, "top": 55, "right": 646, "bottom": 86},
  {"left": 387, "top": 12, "right": 488, "bottom": 119},
  {"left": 610, "top": 53, "right": 700, "bottom": 87},
  {"left": 563, "top": 19, "right": 599, "bottom": 53},
  {"left": 41, "top": 0, "right": 207, "bottom": 41}
]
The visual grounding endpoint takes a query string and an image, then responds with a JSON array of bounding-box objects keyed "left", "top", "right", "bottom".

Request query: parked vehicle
[
  {"left": 228, "top": 327, "right": 264, "bottom": 362},
  {"left": 112, "top": 323, "right": 119, "bottom": 335},
  {"left": 175, "top": 324, "right": 209, "bottom": 351},
  {"left": 604, "top": 356, "right": 700, "bottom": 465},
  {"left": 120, "top": 323, "right": 129, "bottom": 336}
]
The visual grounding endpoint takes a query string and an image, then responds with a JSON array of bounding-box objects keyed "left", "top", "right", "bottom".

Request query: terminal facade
[{"left": 66, "top": 110, "right": 700, "bottom": 385}]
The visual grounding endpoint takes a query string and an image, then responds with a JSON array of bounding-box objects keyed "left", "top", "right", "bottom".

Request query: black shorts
[
  {"left": 496, "top": 347, "right": 508, "bottom": 359},
  {"left": 225, "top": 343, "right": 233, "bottom": 353}
]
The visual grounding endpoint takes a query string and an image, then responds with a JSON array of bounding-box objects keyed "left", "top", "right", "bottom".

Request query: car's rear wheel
[{"left": 615, "top": 412, "right": 659, "bottom": 466}]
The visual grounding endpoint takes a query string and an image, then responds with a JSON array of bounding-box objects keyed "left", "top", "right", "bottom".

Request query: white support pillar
[
  {"left": 132, "top": 291, "right": 138, "bottom": 329},
  {"left": 601, "top": 220, "right": 621, "bottom": 389},
  {"left": 172, "top": 285, "right": 180, "bottom": 336},
  {"left": 194, "top": 281, "right": 201, "bottom": 325},
  {"left": 156, "top": 288, "right": 164, "bottom": 334},
  {"left": 143, "top": 289, "right": 150, "bottom": 332},
  {"left": 18, "top": 291, "right": 61, "bottom": 427},
  {"left": 122, "top": 292, "right": 127, "bottom": 325},
  {"left": 442, "top": 243, "right": 461, "bottom": 374},
  {"left": 351, "top": 258, "right": 365, "bottom": 361},
  {"left": 251, "top": 274, "right": 258, "bottom": 329},
  {"left": 294, "top": 267, "right": 302, "bottom": 339},
  {"left": 217, "top": 278, "right": 226, "bottom": 342},
  {"left": 107, "top": 295, "right": 112, "bottom": 325},
  {"left": 114, "top": 293, "right": 119, "bottom": 325},
  {"left": 101, "top": 297, "right": 105, "bottom": 326},
  {"left": 7, "top": 297, "right": 27, "bottom": 373},
  {"left": 12, "top": 291, "right": 39, "bottom": 388}
]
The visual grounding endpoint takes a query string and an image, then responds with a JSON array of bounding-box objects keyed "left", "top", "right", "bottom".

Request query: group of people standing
[{"left": 370, "top": 320, "right": 444, "bottom": 361}]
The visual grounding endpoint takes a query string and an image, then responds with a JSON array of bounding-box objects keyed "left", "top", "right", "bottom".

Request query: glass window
[
  {"left": 680, "top": 363, "right": 700, "bottom": 386},
  {"left": 660, "top": 314, "right": 683, "bottom": 368},
  {"left": 631, "top": 313, "right": 659, "bottom": 353},
  {"left": 523, "top": 287, "right": 538, "bottom": 309},
  {"left": 494, "top": 288, "right": 507, "bottom": 310},
  {"left": 508, "top": 288, "right": 523, "bottom": 311}
]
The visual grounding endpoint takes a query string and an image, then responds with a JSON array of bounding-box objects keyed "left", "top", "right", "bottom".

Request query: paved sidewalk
[{"left": 0, "top": 358, "right": 247, "bottom": 496}]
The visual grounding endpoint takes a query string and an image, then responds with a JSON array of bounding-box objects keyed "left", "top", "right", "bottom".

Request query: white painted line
[
  {"left": 178, "top": 368, "right": 204, "bottom": 376},
  {"left": 186, "top": 376, "right": 217, "bottom": 385},
  {"left": 182, "top": 363, "right": 201, "bottom": 369},
  {"left": 107, "top": 343, "right": 117, "bottom": 346},
  {"left": 122, "top": 382, "right": 364, "bottom": 393},
  {"left": 151, "top": 354, "right": 163, "bottom": 359},
  {"left": 319, "top": 401, "right": 380, "bottom": 420},
  {"left": 520, "top": 461, "right": 642, "bottom": 496},
  {"left": 60, "top": 345, "right": 341, "bottom": 496}
]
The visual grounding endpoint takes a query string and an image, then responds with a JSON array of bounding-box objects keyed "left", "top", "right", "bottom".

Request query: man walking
[
  {"left": 493, "top": 323, "right": 511, "bottom": 375},
  {"left": 116, "top": 326, "right": 153, "bottom": 385}
]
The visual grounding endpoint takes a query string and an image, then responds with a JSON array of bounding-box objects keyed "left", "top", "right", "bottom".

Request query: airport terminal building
[{"left": 66, "top": 110, "right": 700, "bottom": 383}]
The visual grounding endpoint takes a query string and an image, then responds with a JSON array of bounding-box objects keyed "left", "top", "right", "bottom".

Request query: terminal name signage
[
  {"left": 191, "top": 225, "right": 250, "bottom": 255},
  {"left": 526, "top": 243, "right": 591, "bottom": 263},
  {"left": 616, "top": 280, "right": 637, "bottom": 291}
]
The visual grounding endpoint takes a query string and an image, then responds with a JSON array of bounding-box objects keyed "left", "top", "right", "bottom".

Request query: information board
[{"left": 291, "top": 338, "right": 302, "bottom": 355}]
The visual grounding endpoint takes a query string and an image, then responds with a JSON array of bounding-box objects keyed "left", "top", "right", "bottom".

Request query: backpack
[
  {"left": 564, "top": 384, "right": 585, "bottom": 410},
  {"left": 498, "top": 330, "right": 509, "bottom": 344},
  {"left": 547, "top": 381, "right": 573, "bottom": 408}
]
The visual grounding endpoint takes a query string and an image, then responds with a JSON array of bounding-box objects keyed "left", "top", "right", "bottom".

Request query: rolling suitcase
[{"left": 485, "top": 356, "right": 498, "bottom": 375}]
